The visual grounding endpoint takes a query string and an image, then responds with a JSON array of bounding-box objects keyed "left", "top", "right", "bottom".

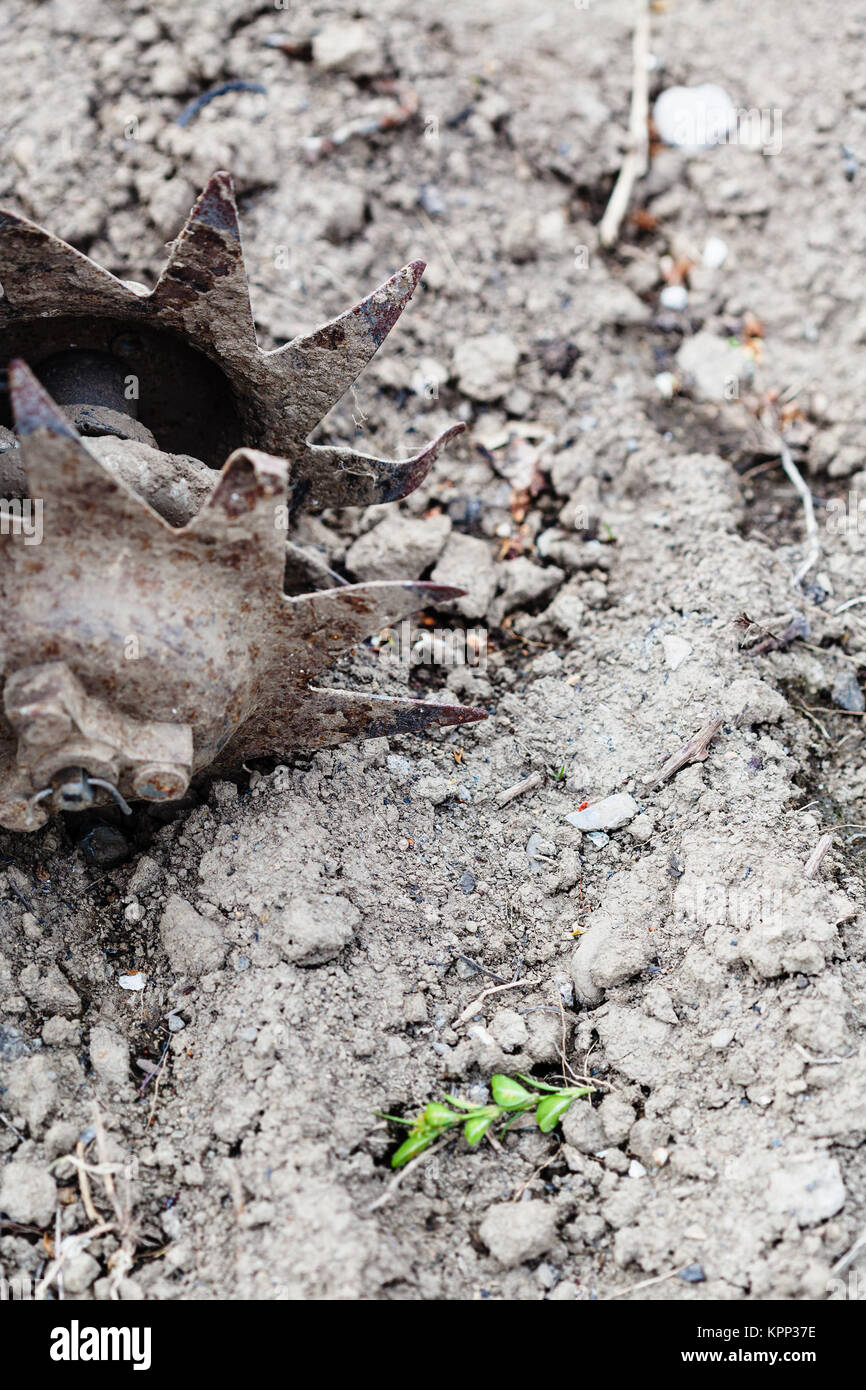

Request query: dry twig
[
  {"left": 803, "top": 833, "right": 833, "bottom": 879},
  {"left": 41, "top": 1104, "right": 141, "bottom": 1300},
  {"left": 599, "top": 1, "right": 651, "bottom": 247},
  {"left": 608, "top": 1265, "right": 681, "bottom": 1299},
  {"left": 367, "top": 1134, "right": 455, "bottom": 1212},
  {"left": 645, "top": 714, "right": 724, "bottom": 790},
  {"left": 777, "top": 436, "right": 820, "bottom": 587},
  {"left": 302, "top": 80, "right": 419, "bottom": 161},
  {"left": 455, "top": 976, "right": 538, "bottom": 1025},
  {"left": 496, "top": 770, "right": 544, "bottom": 807}
]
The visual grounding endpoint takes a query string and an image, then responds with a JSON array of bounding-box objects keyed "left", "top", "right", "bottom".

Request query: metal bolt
[{"left": 131, "top": 763, "right": 189, "bottom": 803}]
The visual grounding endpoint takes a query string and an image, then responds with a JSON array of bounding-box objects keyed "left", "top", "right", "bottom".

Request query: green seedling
[{"left": 382, "top": 1072, "right": 594, "bottom": 1168}]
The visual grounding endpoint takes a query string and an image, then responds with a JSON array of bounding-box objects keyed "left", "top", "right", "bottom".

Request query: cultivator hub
[{"left": 0, "top": 172, "right": 484, "bottom": 831}]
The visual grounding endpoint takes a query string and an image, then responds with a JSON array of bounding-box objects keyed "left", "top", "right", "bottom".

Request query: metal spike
[
  {"left": 186, "top": 447, "right": 289, "bottom": 582},
  {"left": 278, "top": 580, "right": 466, "bottom": 683},
  {"left": 150, "top": 170, "right": 256, "bottom": 349},
  {"left": 0, "top": 209, "right": 135, "bottom": 315},
  {"left": 263, "top": 260, "right": 426, "bottom": 442},
  {"left": 219, "top": 686, "right": 486, "bottom": 760},
  {"left": 290, "top": 423, "right": 466, "bottom": 509}
]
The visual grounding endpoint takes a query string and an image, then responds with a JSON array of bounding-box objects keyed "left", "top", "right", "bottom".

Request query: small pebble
[
  {"left": 680, "top": 1263, "right": 707, "bottom": 1283},
  {"left": 653, "top": 84, "right": 737, "bottom": 150},
  {"left": 566, "top": 793, "right": 639, "bottom": 832},
  {"left": 654, "top": 371, "right": 678, "bottom": 399},
  {"left": 702, "top": 235, "right": 729, "bottom": 268},
  {"left": 79, "top": 825, "right": 130, "bottom": 868},
  {"left": 586, "top": 831, "right": 610, "bottom": 847},
  {"left": 660, "top": 285, "right": 688, "bottom": 311},
  {"left": 118, "top": 971, "right": 146, "bottom": 992}
]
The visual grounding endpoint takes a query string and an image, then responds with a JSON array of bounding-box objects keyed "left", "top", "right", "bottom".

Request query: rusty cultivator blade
[{"left": 0, "top": 173, "right": 484, "bottom": 830}]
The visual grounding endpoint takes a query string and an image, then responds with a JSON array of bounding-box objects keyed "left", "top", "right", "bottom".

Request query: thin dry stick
[
  {"left": 599, "top": 0, "right": 651, "bottom": 248},
  {"left": 75, "top": 1139, "right": 99, "bottom": 1224},
  {"left": 777, "top": 436, "right": 820, "bottom": 587},
  {"left": 794, "top": 1043, "right": 855, "bottom": 1066},
  {"left": 367, "top": 1134, "right": 455, "bottom": 1212},
  {"left": 832, "top": 1228, "right": 866, "bottom": 1277},
  {"left": 224, "top": 1159, "right": 245, "bottom": 1218},
  {"left": 456, "top": 976, "right": 537, "bottom": 1025},
  {"left": 33, "top": 1221, "right": 114, "bottom": 1301},
  {"left": 496, "top": 770, "right": 543, "bottom": 807},
  {"left": 801, "top": 706, "right": 864, "bottom": 718},
  {"left": 0, "top": 1111, "right": 24, "bottom": 1140},
  {"left": 608, "top": 1265, "right": 681, "bottom": 1299},
  {"left": 146, "top": 1040, "right": 171, "bottom": 1126},
  {"left": 301, "top": 79, "right": 420, "bottom": 161},
  {"left": 803, "top": 833, "right": 832, "bottom": 879},
  {"left": 55, "top": 1207, "right": 64, "bottom": 1301},
  {"left": 92, "top": 1103, "right": 139, "bottom": 1295},
  {"left": 556, "top": 993, "right": 582, "bottom": 1087},
  {"left": 92, "top": 1105, "right": 122, "bottom": 1225},
  {"left": 511, "top": 1146, "right": 563, "bottom": 1202},
  {"left": 791, "top": 700, "right": 832, "bottom": 744},
  {"left": 645, "top": 714, "right": 723, "bottom": 790}
]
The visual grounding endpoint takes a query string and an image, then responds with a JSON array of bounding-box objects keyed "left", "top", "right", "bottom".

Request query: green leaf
[
  {"left": 535, "top": 1093, "right": 575, "bottom": 1133},
  {"left": 391, "top": 1131, "right": 439, "bottom": 1168},
  {"left": 424, "top": 1102, "right": 460, "bottom": 1129},
  {"left": 515, "top": 1073, "right": 563, "bottom": 1094},
  {"left": 491, "top": 1075, "right": 535, "bottom": 1109},
  {"left": 444, "top": 1093, "right": 477, "bottom": 1111},
  {"left": 464, "top": 1112, "right": 496, "bottom": 1146}
]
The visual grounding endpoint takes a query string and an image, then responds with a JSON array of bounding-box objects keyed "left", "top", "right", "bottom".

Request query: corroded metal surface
[
  {"left": 0, "top": 171, "right": 465, "bottom": 506},
  {"left": 0, "top": 175, "right": 482, "bottom": 829},
  {"left": 0, "top": 359, "right": 484, "bottom": 828}
]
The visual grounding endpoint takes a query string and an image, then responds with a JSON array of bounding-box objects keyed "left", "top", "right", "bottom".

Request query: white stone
[
  {"left": 702, "top": 236, "right": 729, "bottom": 268},
  {"left": 565, "top": 793, "right": 639, "bottom": 832},
  {"left": 660, "top": 285, "right": 688, "bottom": 311},
  {"left": 654, "top": 371, "right": 678, "bottom": 399},
  {"left": 118, "top": 971, "right": 146, "bottom": 991},
  {"left": 653, "top": 84, "right": 738, "bottom": 151}
]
